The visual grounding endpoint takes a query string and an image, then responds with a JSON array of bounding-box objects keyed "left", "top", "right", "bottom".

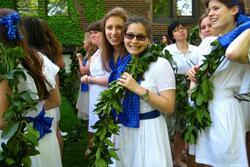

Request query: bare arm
[
  {"left": 226, "top": 29, "right": 250, "bottom": 64},
  {"left": 0, "top": 80, "right": 10, "bottom": 129},
  {"left": 44, "top": 74, "right": 61, "bottom": 110},
  {"left": 77, "top": 53, "right": 90, "bottom": 75},
  {"left": 81, "top": 75, "right": 109, "bottom": 86},
  {"left": 117, "top": 72, "right": 175, "bottom": 114}
]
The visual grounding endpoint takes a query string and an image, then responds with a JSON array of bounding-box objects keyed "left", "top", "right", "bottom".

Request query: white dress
[
  {"left": 191, "top": 37, "right": 248, "bottom": 166},
  {"left": 114, "top": 57, "right": 175, "bottom": 167},
  {"left": 76, "top": 59, "right": 89, "bottom": 120},
  {"left": 88, "top": 49, "right": 109, "bottom": 133},
  {"left": 0, "top": 54, "right": 62, "bottom": 167}
]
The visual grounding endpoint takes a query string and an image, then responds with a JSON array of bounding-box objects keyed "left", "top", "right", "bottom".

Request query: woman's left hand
[{"left": 117, "top": 72, "right": 140, "bottom": 93}]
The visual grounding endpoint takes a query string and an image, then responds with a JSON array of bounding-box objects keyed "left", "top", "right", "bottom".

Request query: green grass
[{"left": 60, "top": 96, "right": 90, "bottom": 167}]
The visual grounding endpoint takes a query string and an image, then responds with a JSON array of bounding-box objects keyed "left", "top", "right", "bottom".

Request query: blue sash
[
  {"left": 81, "top": 59, "right": 89, "bottom": 92},
  {"left": 26, "top": 107, "right": 53, "bottom": 140},
  {"left": 109, "top": 54, "right": 143, "bottom": 128}
]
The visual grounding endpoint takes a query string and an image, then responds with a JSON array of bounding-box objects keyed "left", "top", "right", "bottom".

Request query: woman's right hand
[
  {"left": 81, "top": 75, "right": 89, "bottom": 84},
  {"left": 76, "top": 53, "right": 83, "bottom": 60},
  {"left": 186, "top": 65, "right": 199, "bottom": 83}
]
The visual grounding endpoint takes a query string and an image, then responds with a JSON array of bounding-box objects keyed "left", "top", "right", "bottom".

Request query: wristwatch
[{"left": 141, "top": 89, "right": 149, "bottom": 101}]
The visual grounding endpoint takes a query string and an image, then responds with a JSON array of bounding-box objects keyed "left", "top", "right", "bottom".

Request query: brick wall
[{"left": 75, "top": 0, "right": 250, "bottom": 38}]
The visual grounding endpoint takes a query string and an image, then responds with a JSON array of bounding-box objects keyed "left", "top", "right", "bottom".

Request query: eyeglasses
[
  {"left": 173, "top": 26, "right": 186, "bottom": 32},
  {"left": 124, "top": 33, "right": 148, "bottom": 41}
]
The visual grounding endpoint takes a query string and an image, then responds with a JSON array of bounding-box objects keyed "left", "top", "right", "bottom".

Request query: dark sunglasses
[{"left": 124, "top": 33, "right": 148, "bottom": 41}]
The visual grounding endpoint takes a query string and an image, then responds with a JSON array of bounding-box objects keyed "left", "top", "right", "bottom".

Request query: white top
[
  {"left": 163, "top": 43, "right": 198, "bottom": 74},
  {"left": 88, "top": 49, "right": 110, "bottom": 133},
  {"left": 140, "top": 57, "right": 176, "bottom": 113}
]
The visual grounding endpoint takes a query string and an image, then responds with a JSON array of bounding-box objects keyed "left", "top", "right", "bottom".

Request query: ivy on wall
[
  {"left": 0, "top": 0, "right": 16, "bottom": 9},
  {"left": 0, "top": 0, "right": 84, "bottom": 46},
  {"left": 40, "top": 0, "right": 84, "bottom": 46},
  {"left": 80, "top": 0, "right": 104, "bottom": 22}
]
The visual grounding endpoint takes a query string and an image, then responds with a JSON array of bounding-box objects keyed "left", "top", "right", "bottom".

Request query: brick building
[{"left": 75, "top": 0, "right": 250, "bottom": 41}]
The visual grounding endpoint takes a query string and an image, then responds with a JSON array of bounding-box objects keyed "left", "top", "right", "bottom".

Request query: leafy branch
[
  {"left": 89, "top": 44, "right": 173, "bottom": 167},
  {"left": 0, "top": 43, "right": 40, "bottom": 167},
  {"left": 182, "top": 40, "right": 225, "bottom": 144}
]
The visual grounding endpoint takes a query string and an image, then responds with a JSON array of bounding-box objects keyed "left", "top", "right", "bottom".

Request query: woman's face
[
  {"left": 90, "top": 31, "right": 102, "bottom": 47},
  {"left": 161, "top": 35, "right": 168, "bottom": 44},
  {"left": 172, "top": 25, "right": 188, "bottom": 42},
  {"left": 105, "top": 16, "right": 124, "bottom": 48},
  {"left": 124, "top": 23, "right": 150, "bottom": 56},
  {"left": 208, "top": 0, "right": 238, "bottom": 34},
  {"left": 200, "top": 17, "right": 213, "bottom": 38}
]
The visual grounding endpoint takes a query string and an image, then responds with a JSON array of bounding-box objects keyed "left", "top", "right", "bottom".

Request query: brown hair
[
  {"left": 123, "top": 16, "right": 152, "bottom": 40},
  {"left": 204, "top": 0, "right": 245, "bottom": 20},
  {"left": 101, "top": 7, "right": 128, "bottom": 70},
  {"left": 0, "top": 9, "right": 49, "bottom": 99},
  {"left": 22, "top": 17, "right": 64, "bottom": 68},
  {"left": 198, "top": 13, "right": 209, "bottom": 30}
]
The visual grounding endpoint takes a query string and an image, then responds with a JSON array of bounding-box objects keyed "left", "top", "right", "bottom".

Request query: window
[
  {"left": 17, "top": 0, "right": 39, "bottom": 16},
  {"left": 47, "top": 0, "right": 68, "bottom": 16},
  {"left": 153, "top": 0, "right": 199, "bottom": 24},
  {"left": 17, "top": 0, "right": 68, "bottom": 16}
]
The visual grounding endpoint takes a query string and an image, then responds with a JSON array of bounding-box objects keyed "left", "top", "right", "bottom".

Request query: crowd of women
[{"left": 0, "top": 0, "right": 250, "bottom": 166}]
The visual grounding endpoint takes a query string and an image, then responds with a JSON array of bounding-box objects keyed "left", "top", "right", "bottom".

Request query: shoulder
[{"left": 163, "top": 44, "right": 176, "bottom": 51}]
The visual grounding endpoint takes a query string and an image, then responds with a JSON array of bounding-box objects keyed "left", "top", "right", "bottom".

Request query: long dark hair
[
  {"left": 0, "top": 9, "right": 49, "bottom": 99},
  {"left": 22, "top": 16, "right": 64, "bottom": 68}
]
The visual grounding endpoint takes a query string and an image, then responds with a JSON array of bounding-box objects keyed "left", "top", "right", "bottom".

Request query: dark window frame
[{"left": 153, "top": 0, "right": 200, "bottom": 24}]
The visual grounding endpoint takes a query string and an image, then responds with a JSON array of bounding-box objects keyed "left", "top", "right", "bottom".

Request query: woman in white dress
[
  {"left": 115, "top": 16, "right": 176, "bottom": 167},
  {"left": 76, "top": 32, "right": 97, "bottom": 120},
  {"left": 80, "top": 20, "right": 110, "bottom": 156},
  {"left": 0, "top": 9, "right": 61, "bottom": 167},
  {"left": 188, "top": 0, "right": 249, "bottom": 166}
]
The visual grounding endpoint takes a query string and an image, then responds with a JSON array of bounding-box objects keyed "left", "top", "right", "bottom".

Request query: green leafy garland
[
  {"left": 89, "top": 44, "right": 174, "bottom": 167},
  {"left": 182, "top": 40, "right": 225, "bottom": 144},
  {"left": 0, "top": 44, "right": 40, "bottom": 167}
]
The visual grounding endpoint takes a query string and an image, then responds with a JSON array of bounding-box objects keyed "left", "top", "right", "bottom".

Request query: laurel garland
[
  {"left": 182, "top": 40, "right": 225, "bottom": 144},
  {"left": 0, "top": 43, "right": 40, "bottom": 167},
  {"left": 89, "top": 44, "right": 174, "bottom": 167}
]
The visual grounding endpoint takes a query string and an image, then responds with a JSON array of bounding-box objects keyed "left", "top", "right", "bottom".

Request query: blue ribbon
[
  {"left": 218, "top": 14, "right": 250, "bottom": 49},
  {"left": 0, "top": 12, "right": 23, "bottom": 41},
  {"left": 81, "top": 59, "right": 89, "bottom": 92},
  {"left": 26, "top": 107, "right": 53, "bottom": 139},
  {"left": 109, "top": 54, "right": 143, "bottom": 128}
]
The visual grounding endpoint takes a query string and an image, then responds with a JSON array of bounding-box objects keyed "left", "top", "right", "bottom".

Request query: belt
[{"left": 139, "top": 110, "right": 160, "bottom": 120}]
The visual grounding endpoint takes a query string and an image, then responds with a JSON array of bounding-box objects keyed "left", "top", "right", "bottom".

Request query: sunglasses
[{"left": 124, "top": 33, "right": 148, "bottom": 41}]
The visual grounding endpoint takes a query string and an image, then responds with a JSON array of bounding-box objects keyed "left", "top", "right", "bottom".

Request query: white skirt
[{"left": 113, "top": 115, "right": 173, "bottom": 167}]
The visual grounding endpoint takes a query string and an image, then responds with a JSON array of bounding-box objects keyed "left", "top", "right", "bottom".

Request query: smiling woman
[{"left": 112, "top": 16, "right": 176, "bottom": 167}]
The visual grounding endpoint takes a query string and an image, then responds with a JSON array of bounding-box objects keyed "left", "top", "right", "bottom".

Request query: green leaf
[
  {"left": 1, "top": 122, "right": 19, "bottom": 139},
  {"left": 24, "top": 123, "right": 39, "bottom": 146},
  {"left": 108, "top": 149, "right": 119, "bottom": 160},
  {"left": 22, "top": 156, "right": 31, "bottom": 167}
]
